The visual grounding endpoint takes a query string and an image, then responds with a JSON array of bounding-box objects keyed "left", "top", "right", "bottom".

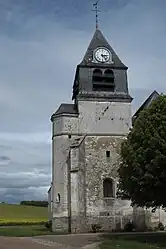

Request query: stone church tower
[{"left": 50, "top": 27, "right": 134, "bottom": 233}]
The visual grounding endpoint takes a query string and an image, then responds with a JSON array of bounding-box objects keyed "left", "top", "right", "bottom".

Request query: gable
[
  {"left": 80, "top": 29, "right": 127, "bottom": 69},
  {"left": 132, "top": 90, "right": 160, "bottom": 123}
]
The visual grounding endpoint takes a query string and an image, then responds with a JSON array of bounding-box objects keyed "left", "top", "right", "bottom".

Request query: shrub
[
  {"left": 20, "top": 201, "right": 48, "bottom": 207},
  {"left": 91, "top": 224, "right": 102, "bottom": 233},
  {"left": 158, "top": 222, "right": 165, "bottom": 231},
  {"left": 45, "top": 220, "right": 52, "bottom": 231},
  {"left": 124, "top": 221, "right": 135, "bottom": 232}
]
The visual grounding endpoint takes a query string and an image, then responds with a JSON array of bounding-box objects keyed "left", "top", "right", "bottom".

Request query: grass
[
  {"left": 0, "top": 225, "right": 54, "bottom": 237},
  {"left": 0, "top": 203, "right": 48, "bottom": 225},
  {"left": 100, "top": 239, "right": 161, "bottom": 249},
  {"left": 0, "top": 203, "right": 67, "bottom": 237},
  {"left": 100, "top": 232, "right": 166, "bottom": 249}
]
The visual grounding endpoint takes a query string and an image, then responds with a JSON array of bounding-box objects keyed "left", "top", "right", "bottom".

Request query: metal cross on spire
[{"left": 92, "top": 0, "right": 101, "bottom": 29}]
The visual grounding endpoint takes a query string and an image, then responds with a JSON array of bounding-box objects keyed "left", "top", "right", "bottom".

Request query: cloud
[
  {"left": 0, "top": 172, "right": 49, "bottom": 189},
  {"left": 0, "top": 131, "right": 51, "bottom": 203},
  {"left": 0, "top": 0, "right": 165, "bottom": 203},
  {"left": 0, "top": 156, "right": 11, "bottom": 165},
  {"left": 0, "top": 186, "right": 48, "bottom": 204}
]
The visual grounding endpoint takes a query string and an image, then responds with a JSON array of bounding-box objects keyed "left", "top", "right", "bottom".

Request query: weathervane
[{"left": 92, "top": 0, "right": 101, "bottom": 29}]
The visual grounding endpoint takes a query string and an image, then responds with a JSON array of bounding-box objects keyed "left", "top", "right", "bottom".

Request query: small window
[
  {"left": 103, "top": 178, "right": 114, "bottom": 198},
  {"left": 56, "top": 193, "right": 60, "bottom": 203},
  {"left": 68, "top": 135, "right": 71, "bottom": 139},
  {"left": 106, "top": 151, "right": 110, "bottom": 158}
]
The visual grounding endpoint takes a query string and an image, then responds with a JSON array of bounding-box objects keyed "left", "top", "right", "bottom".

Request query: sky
[{"left": 0, "top": 0, "right": 166, "bottom": 203}]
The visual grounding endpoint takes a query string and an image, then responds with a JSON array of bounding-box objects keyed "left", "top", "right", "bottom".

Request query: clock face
[{"left": 94, "top": 47, "right": 111, "bottom": 63}]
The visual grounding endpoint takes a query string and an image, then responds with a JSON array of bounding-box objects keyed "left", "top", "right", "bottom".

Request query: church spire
[
  {"left": 77, "top": 2, "right": 127, "bottom": 68},
  {"left": 79, "top": 28, "right": 127, "bottom": 68},
  {"left": 93, "top": 0, "right": 101, "bottom": 30}
]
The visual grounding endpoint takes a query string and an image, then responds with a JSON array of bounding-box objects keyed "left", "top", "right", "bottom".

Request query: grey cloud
[
  {"left": 0, "top": 156, "right": 10, "bottom": 161},
  {"left": 0, "top": 135, "right": 51, "bottom": 203},
  {"left": 0, "top": 187, "right": 48, "bottom": 204},
  {"left": 0, "top": 172, "right": 50, "bottom": 189},
  {"left": 0, "top": 138, "right": 51, "bottom": 173}
]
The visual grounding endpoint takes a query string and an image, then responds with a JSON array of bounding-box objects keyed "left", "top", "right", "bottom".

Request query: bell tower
[
  {"left": 72, "top": 28, "right": 132, "bottom": 105},
  {"left": 72, "top": 0, "right": 132, "bottom": 106},
  {"left": 71, "top": 27, "right": 133, "bottom": 136},
  {"left": 50, "top": 1, "right": 134, "bottom": 233}
]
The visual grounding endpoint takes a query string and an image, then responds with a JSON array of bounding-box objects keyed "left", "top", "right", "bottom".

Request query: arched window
[
  {"left": 56, "top": 193, "right": 60, "bottom": 203},
  {"left": 104, "top": 69, "right": 114, "bottom": 83},
  {"left": 92, "top": 68, "right": 115, "bottom": 92},
  {"left": 103, "top": 178, "right": 114, "bottom": 198},
  {"left": 92, "top": 69, "right": 102, "bottom": 82}
]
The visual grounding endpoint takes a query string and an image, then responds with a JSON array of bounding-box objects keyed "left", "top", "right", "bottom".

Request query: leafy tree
[
  {"left": 20, "top": 200, "right": 48, "bottom": 207},
  {"left": 118, "top": 95, "right": 166, "bottom": 210}
]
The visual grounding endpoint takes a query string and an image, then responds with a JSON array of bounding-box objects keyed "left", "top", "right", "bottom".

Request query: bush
[
  {"left": 20, "top": 201, "right": 48, "bottom": 207},
  {"left": 158, "top": 222, "right": 165, "bottom": 231},
  {"left": 45, "top": 220, "right": 52, "bottom": 231},
  {"left": 91, "top": 224, "right": 102, "bottom": 233},
  {"left": 124, "top": 221, "right": 135, "bottom": 232}
]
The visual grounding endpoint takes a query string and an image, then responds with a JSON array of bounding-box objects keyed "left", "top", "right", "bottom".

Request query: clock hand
[{"left": 101, "top": 54, "right": 108, "bottom": 59}]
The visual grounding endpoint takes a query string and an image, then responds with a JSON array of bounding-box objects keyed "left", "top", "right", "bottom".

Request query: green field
[{"left": 0, "top": 203, "right": 48, "bottom": 225}]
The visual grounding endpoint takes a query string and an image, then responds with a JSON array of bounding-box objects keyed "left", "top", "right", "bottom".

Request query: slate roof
[
  {"left": 132, "top": 90, "right": 160, "bottom": 122},
  {"left": 51, "top": 103, "right": 78, "bottom": 120},
  {"left": 80, "top": 28, "right": 127, "bottom": 68},
  {"left": 55, "top": 103, "right": 78, "bottom": 115}
]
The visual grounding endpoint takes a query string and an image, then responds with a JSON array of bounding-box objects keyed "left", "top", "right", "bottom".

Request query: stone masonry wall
[
  {"left": 69, "top": 138, "right": 87, "bottom": 233},
  {"left": 84, "top": 135, "right": 133, "bottom": 231},
  {"left": 51, "top": 98, "right": 133, "bottom": 232},
  {"left": 53, "top": 115, "right": 78, "bottom": 135},
  {"left": 52, "top": 135, "right": 70, "bottom": 218},
  {"left": 78, "top": 100, "right": 132, "bottom": 135}
]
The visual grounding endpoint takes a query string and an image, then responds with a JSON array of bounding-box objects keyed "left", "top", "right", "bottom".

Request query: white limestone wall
[
  {"left": 52, "top": 101, "right": 132, "bottom": 136},
  {"left": 133, "top": 207, "right": 166, "bottom": 230},
  {"left": 53, "top": 115, "right": 78, "bottom": 135},
  {"left": 146, "top": 208, "right": 166, "bottom": 228},
  {"left": 70, "top": 172, "right": 79, "bottom": 215},
  {"left": 70, "top": 147, "right": 80, "bottom": 215},
  {"left": 78, "top": 100, "right": 132, "bottom": 135},
  {"left": 159, "top": 209, "right": 166, "bottom": 226},
  {"left": 63, "top": 116, "right": 79, "bottom": 134},
  {"left": 52, "top": 135, "right": 70, "bottom": 217},
  {"left": 52, "top": 116, "right": 63, "bottom": 135},
  {"left": 52, "top": 114, "right": 79, "bottom": 219}
]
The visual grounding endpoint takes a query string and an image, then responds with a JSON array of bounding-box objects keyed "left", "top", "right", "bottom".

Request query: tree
[
  {"left": 20, "top": 200, "right": 48, "bottom": 207},
  {"left": 118, "top": 95, "right": 166, "bottom": 210}
]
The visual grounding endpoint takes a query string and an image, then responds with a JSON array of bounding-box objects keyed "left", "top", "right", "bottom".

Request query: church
[{"left": 48, "top": 25, "right": 166, "bottom": 233}]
